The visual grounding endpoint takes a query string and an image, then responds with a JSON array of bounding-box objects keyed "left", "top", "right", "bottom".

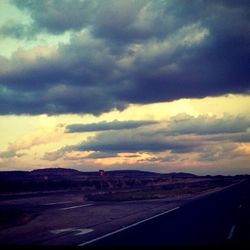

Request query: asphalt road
[{"left": 81, "top": 179, "right": 250, "bottom": 247}]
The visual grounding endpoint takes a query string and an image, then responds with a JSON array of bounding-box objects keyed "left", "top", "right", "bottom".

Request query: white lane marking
[
  {"left": 78, "top": 206, "right": 180, "bottom": 246},
  {"left": 51, "top": 227, "right": 94, "bottom": 236},
  {"left": 227, "top": 225, "right": 236, "bottom": 240},
  {"left": 43, "top": 201, "right": 74, "bottom": 206},
  {"left": 75, "top": 229, "right": 94, "bottom": 236},
  {"left": 60, "top": 204, "right": 93, "bottom": 210}
]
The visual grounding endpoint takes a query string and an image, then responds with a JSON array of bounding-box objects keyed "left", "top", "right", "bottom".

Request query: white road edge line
[
  {"left": 78, "top": 206, "right": 180, "bottom": 246},
  {"left": 60, "top": 204, "right": 93, "bottom": 210},
  {"left": 227, "top": 225, "right": 236, "bottom": 240},
  {"left": 50, "top": 227, "right": 94, "bottom": 236}
]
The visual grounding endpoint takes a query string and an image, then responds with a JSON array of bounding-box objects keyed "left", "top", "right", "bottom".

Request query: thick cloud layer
[
  {"left": 43, "top": 130, "right": 202, "bottom": 161},
  {"left": 0, "top": 0, "right": 249, "bottom": 115},
  {"left": 65, "top": 120, "right": 157, "bottom": 132},
  {"left": 43, "top": 114, "right": 250, "bottom": 162},
  {"left": 167, "top": 114, "right": 250, "bottom": 135}
]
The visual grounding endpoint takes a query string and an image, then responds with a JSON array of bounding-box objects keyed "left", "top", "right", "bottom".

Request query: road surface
[
  {"left": 80, "top": 179, "right": 250, "bottom": 246},
  {"left": 0, "top": 179, "right": 249, "bottom": 246}
]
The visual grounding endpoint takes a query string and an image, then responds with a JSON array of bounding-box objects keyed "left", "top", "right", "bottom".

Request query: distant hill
[
  {"left": 101, "top": 170, "right": 162, "bottom": 177},
  {"left": 102, "top": 170, "right": 197, "bottom": 178},
  {"left": 0, "top": 168, "right": 197, "bottom": 179},
  {"left": 0, "top": 168, "right": 241, "bottom": 195},
  {"left": 163, "top": 172, "right": 197, "bottom": 178},
  {"left": 28, "top": 168, "right": 197, "bottom": 178},
  {"left": 30, "top": 168, "right": 81, "bottom": 176},
  {"left": 0, "top": 171, "right": 28, "bottom": 180}
]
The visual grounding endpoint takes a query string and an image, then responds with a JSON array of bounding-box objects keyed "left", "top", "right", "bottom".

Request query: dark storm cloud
[
  {"left": 0, "top": 31, "right": 127, "bottom": 114},
  {"left": 12, "top": 0, "right": 96, "bottom": 34},
  {"left": 0, "top": 0, "right": 249, "bottom": 115},
  {"left": 73, "top": 128, "right": 203, "bottom": 154},
  {"left": 75, "top": 114, "right": 250, "bottom": 153},
  {"left": 43, "top": 129, "right": 202, "bottom": 161},
  {"left": 0, "top": 83, "right": 125, "bottom": 115},
  {"left": 65, "top": 120, "right": 157, "bottom": 133},
  {"left": 198, "top": 143, "right": 238, "bottom": 162},
  {"left": 76, "top": 139, "right": 191, "bottom": 153},
  {"left": 164, "top": 114, "right": 250, "bottom": 145},
  {"left": 86, "top": 151, "right": 118, "bottom": 159},
  {"left": 43, "top": 114, "right": 250, "bottom": 161},
  {"left": 0, "top": 22, "right": 32, "bottom": 39},
  {"left": 167, "top": 114, "right": 250, "bottom": 135},
  {"left": 207, "top": 132, "right": 250, "bottom": 143},
  {"left": 11, "top": 0, "right": 166, "bottom": 39},
  {"left": 0, "top": 32, "right": 116, "bottom": 91}
]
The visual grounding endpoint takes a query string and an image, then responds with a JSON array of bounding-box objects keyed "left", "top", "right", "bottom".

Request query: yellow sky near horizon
[{"left": 0, "top": 94, "right": 250, "bottom": 174}]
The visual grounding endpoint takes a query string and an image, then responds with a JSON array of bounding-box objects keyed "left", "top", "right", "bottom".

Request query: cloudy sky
[{"left": 0, "top": 0, "right": 249, "bottom": 175}]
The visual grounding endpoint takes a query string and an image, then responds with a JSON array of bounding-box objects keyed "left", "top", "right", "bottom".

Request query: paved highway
[{"left": 80, "top": 179, "right": 250, "bottom": 247}]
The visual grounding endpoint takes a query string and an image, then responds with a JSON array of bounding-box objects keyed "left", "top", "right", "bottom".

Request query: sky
[{"left": 0, "top": 0, "right": 249, "bottom": 175}]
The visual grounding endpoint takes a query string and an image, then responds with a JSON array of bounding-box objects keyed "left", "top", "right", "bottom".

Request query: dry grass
[{"left": 86, "top": 179, "right": 235, "bottom": 201}]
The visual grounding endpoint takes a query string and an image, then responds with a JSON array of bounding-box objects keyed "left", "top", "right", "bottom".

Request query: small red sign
[{"left": 99, "top": 169, "right": 104, "bottom": 177}]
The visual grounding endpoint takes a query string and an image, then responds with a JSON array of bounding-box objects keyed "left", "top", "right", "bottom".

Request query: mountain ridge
[{"left": 0, "top": 167, "right": 197, "bottom": 178}]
